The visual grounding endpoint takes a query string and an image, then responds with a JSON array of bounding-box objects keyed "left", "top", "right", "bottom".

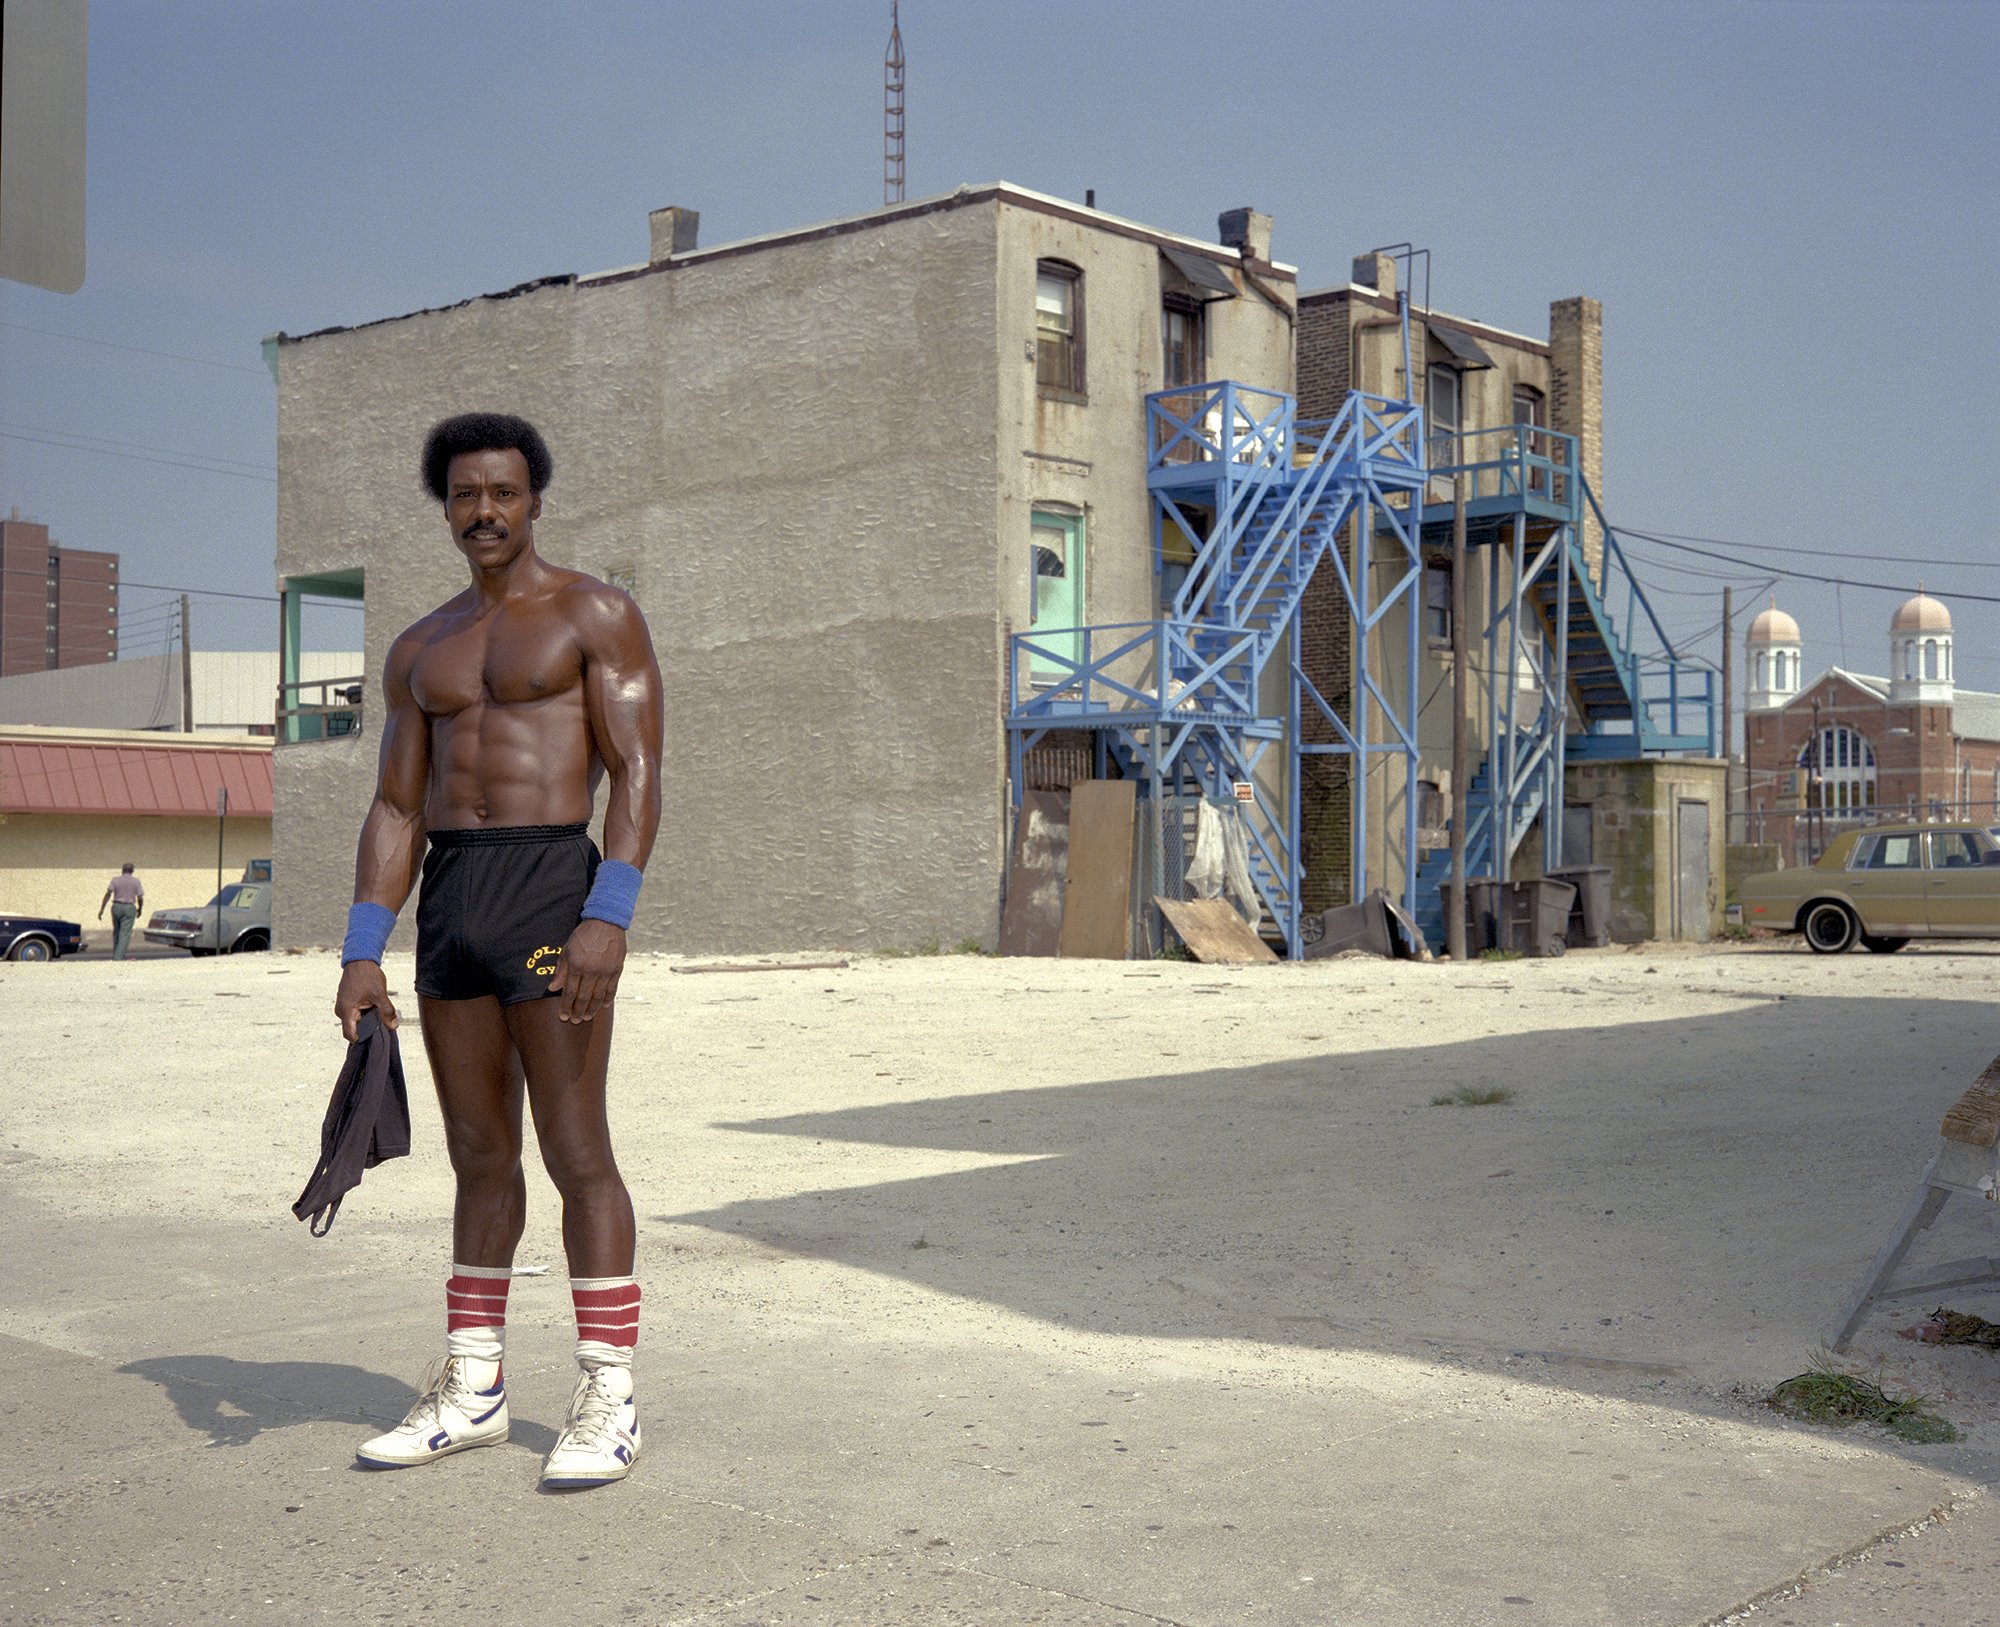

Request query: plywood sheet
[
  {"left": 1943, "top": 1054, "right": 2000, "bottom": 1148},
  {"left": 1058, "top": 780, "right": 1137, "bottom": 960},
  {"left": 998, "top": 789, "right": 1070, "bottom": 957},
  {"left": 1155, "top": 896, "right": 1280, "bottom": 964}
]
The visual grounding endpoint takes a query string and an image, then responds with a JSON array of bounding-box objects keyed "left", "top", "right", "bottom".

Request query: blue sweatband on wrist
[
  {"left": 579, "top": 860, "right": 643, "bottom": 929},
  {"left": 341, "top": 901, "right": 397, "bottom": 965}
]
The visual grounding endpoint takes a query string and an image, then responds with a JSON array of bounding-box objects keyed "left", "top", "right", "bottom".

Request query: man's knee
[
  {"left": 539, "top": 1135, "right": 623, "bottom": 1202},
  {"left": 442, "top": 1121, "right": 523, "bottom": 1185}
]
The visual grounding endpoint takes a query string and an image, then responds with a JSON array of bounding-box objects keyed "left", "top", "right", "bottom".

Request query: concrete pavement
[{"left": 4, "top": 943, "right": 2000, "bottom": 1624}]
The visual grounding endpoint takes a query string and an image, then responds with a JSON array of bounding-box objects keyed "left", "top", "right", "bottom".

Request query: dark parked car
[{"left": 0, "top": 913, "right": 87, "bottom": 961}]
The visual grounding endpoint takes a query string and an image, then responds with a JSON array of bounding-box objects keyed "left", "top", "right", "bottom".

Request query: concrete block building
[
  {"left": 1743, "top": 592, "right": 2000, "bottom": 865},
  {"left": 270, "top": 187, "right": 1293, "bottom": 954}
]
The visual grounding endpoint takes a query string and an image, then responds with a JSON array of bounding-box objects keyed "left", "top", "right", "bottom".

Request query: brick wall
[
  {"left": 1295, "top": 290, "right": 1357, "bottom": 909},
  {"left": 1549, "top": 296, "right": 1603, "bottom": 580}
]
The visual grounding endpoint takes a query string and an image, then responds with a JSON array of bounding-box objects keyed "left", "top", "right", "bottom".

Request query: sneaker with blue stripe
[
  {"left": 356, "top": 1356, "right": 509, "bottom": 1468},
  {"left": 540, "top": 1363, "right": 639, "bottom": 1489}
]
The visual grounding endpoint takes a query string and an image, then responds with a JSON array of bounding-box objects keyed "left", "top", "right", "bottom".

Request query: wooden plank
[
  {"left": 672, "top": 961, "right": 850, "bottom": 975},
  {"left": 1155, "top": 895, "right": 1279, "bottom": 964},
  {"left": 999, "top": 789, "right": 1070, "bottom": 957},
  {"left": 1941, "top": 1054, "right": 2000, "bottom": 1147},
  {"left": 1057, "top": 780, "right": 1137, "bottom": 960}
]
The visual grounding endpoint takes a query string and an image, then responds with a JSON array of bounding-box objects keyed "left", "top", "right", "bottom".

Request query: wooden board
[
  {"left": 1155, "top": 895, "right": 1279, "bottom": 964},
  {"left": 1058, "top": 780, "right": 1138, "bottom": 960},
  {"left": 998, "top": 789, "right": 1070, "bottom": 957},
  {"left": 1942, "top": 1053, "right": 2000, "bottom": 1148}
]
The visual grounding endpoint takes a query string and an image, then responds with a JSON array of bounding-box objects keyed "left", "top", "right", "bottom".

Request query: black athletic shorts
[{"left": 415, "top": 823, "right": 600, "bottom": 1005}]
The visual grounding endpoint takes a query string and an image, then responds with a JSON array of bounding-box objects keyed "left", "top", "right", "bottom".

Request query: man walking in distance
[
  {"left": 334, "top": 413, "right": 662, "bottom": 1490},
  {"left": 99, "top": 864, "right": 144, "bottom": 960}
]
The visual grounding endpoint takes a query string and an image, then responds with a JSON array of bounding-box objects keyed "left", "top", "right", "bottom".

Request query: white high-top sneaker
[
  {"left": 356, "top": 1357, "right": 508, "bottom": 1468},
  {"left": 540, "top": 1363, "right": 639, "bottom": 1489}
]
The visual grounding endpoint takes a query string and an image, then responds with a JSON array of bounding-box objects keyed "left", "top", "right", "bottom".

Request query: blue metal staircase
[
  {"left": 1007, "top": 381, "right": 1426, "bottom": 954},
  {"left": 1406, "top": 427, "right": 1717, "bottom": 948}
]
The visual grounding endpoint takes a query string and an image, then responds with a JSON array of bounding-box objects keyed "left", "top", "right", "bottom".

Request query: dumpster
[
  {"left": 1547, "top": 865, "right": 1612, "bottom": 949},
  {"left": 1303, "top": 894, "right": 1394, "bottom": 960},
  {"left": 1500, "top": 876, "right": 1577, "bottom": 958}
]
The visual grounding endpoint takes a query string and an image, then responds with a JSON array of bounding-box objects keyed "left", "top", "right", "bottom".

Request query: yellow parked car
[{"left": 1730, "top": 822, "right": 2000, "bottom": 953}]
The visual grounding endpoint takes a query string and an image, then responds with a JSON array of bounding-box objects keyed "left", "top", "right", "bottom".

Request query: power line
[
  {"left": 2, "top": 422, "right": 276, "bottom": 474},
  {"left": 0, "top": 430, "right": 277, "bottom": 483},
  {"left": 1631, "top": 526, "right": 2000, "bottom": 572},
  {"left": 1617, "top": 529, "right": 2000, "bottom": 607},
  {"left": 0, "top": 320, "right": 268, "bottom": 375}
]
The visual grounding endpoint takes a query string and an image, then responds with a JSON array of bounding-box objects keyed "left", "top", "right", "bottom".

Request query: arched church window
[
  {"left": 1799, "top": 726, "right": 1877, "bottom": 814},
  {"left": 1756, "top": 652, "right": 1769, "bottom": 689}
]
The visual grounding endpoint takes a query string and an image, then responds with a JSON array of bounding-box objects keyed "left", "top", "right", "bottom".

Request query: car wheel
[
  {"left": 231, "top": 931, "right": 270, "bottom": 953},
  {"left": 7, "top": 937, "right": 53, "bottom": 962},
  {"left": 1861, "top": 935, "right": 1910, "bottom": 954},
  {"left": 1803, "top": 901, "right": 1860, "bottom": 954}
]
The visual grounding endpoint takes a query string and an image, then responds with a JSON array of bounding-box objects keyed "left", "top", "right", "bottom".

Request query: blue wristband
[
  {"left": 579, "top": 860, "right": 643, "bottom": 929},
  {"left": 341, "top": 901, "right": 397, "bottom": 965}
]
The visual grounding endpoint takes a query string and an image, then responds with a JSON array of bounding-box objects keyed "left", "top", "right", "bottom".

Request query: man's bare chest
[{"left": 409, "top": 609, "right": 583, "bottom": 716}]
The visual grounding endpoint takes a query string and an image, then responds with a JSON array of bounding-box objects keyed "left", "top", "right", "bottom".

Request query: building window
[
  {"left": 1036, "top": 261, "right": 1084, "bottom": 398},
  {"left": 1427, "top": 364, "right": 1461, "bottom": 465},
  {"left": 1162, "top": 296, "right": 1204, "bottom": 390},
  {"left": 1423, "top": 556, "right": 1452, "bottom": 644},
  {"left": 1512, "top": 385, "right": 1548, "bottom": 494},
  {"left": 1756, "top": 651, "right": 1770, "bottom": 690},
  {"left": 1800, "top": 725, "right": 1876, "bottom": 813},
  {"left": 1028, "top": 507, "right": 1084, "bottom": 680}
]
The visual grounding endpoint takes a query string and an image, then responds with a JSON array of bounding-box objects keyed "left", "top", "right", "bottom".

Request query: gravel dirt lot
[{"left": 4, "top": 938, "right": 2000, "bottom": 1624}]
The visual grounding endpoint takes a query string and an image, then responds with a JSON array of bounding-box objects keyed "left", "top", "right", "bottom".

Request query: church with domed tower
[{"left": 1741, "top": 591, "right": 2000, "bottom": 860}]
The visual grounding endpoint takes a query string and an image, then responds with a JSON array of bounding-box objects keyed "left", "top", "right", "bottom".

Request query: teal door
[{"left": 1030, "top": 511, "right": 1083, "bottom": 680}]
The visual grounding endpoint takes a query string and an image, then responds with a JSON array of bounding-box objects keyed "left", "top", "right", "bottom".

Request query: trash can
[
  {"left": 1546, "top": 865, "right": 1612, "bottom": 949},
  {"left": 1501, "top": 876, "right": 1578, "bottom": 958},
  {"left": 1460, "top": 877, "right": 1502, "bottom": 954},
  {"left": 1303, "top": 895, "right": 1394, "bottom": 960}
]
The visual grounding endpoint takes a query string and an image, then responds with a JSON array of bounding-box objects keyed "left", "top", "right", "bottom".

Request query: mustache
[{"left": 460, "top": 522, "right": 508, "bottom": 541}]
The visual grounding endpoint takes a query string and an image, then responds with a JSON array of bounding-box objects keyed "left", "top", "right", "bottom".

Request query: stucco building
[
  {"left": 0, "top": 724, "right": 273, "bottom": 927},
  {"left": 1743, "top": 592, "right": 2000, "bottom": 865},
  {"left": 269, "top": 187, "right": 1294, "bottom": 954},
  {"left": 0, "top": 649, "right": 362, "bottom": 733}
]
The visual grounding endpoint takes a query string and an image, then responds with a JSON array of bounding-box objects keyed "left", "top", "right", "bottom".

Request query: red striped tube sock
[
  {"left": 572, "top": 1275, "right": 640, "bottom": 1369},
  {"left": 445, "top": 1264, "right": 512, "bottom": 1363}
]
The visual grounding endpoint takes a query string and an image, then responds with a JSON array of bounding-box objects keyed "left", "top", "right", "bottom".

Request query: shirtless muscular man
[{"left": 335, "top": 413, "right": 663, "bottom": 1489}]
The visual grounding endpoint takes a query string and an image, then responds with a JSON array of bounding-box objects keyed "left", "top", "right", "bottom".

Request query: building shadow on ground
[
  {"left": 661, "top": 994, "right": 2000, "bottom": 1391},
  {"left": 117, "top": 1354, "right": 557, "bottom": 1453}
]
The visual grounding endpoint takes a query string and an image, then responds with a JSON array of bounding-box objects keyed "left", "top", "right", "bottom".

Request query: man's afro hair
[{"left": 420, "top": 413, "right": 554, "bottom": 502}]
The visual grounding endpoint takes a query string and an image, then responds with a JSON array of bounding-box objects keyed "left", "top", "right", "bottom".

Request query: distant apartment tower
[{"left": 0, "top": 517, "right": 118, "bottom": 677}]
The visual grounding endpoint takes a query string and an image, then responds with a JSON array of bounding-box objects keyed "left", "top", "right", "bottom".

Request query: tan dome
[
  {"left": 1747, "top": 605, "right": 1800, "bottom": 644},
  {"left": 1892, "top": 592, "right": 1951, "bottom": 634}
]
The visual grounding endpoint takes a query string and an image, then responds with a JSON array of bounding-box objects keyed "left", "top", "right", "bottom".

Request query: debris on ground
[
  {"left": 1767, "top": 1360, "right": 1959, "bottom": 1444},
  {"left": 1904, "top": 1307, "right": 2000, "bottom": 1348}
]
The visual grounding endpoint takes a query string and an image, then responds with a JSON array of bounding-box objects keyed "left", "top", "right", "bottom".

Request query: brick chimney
[
  {"left": 1549, "top": 295, "right": 1604, "bottom": 582},
  {"left": 649, "top": 206, "right": 700, "bottom": 264},
  {"left": 1218, "top": 207, "right": 1273, "bottom": 264}
]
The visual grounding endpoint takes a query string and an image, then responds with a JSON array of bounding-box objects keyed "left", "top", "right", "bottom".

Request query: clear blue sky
[{"left": 2, "top": 0, "right": 1994, "bottom": 718}]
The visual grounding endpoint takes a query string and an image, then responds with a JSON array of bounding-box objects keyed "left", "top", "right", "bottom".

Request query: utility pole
[
  {"left": 1447, "top": 473, "right": 1469, "bottom": 958},
  {"left": 1721, "top": 586, "right": 1733, "bottom": 843},
  {"left": 883, "top": 2, "right": 905, "bottom": 205},
  {"left": 180, "top": 594, "right": 194, "bottom": 733}
]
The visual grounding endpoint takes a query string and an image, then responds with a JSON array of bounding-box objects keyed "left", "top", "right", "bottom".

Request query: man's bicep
[
  {"left": 374, "top": 642, "right": 430, "bottom": 813},
  {"left": 581, "top": 594, "right": 664, "bottom": 770}
]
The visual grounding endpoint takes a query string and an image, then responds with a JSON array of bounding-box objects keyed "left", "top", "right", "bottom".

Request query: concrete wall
[
  {"left": 277, "top": 202, "right": 1005, "bottom": 954},
  {"left": 0, "top": 651, "right": 360, "bottom": 732},
  {"left": 1564, "top": 757, "right": 1729, "bottom": 942},
  {"left": 0, "top": 812, "right": 271, "bottom": 928}
]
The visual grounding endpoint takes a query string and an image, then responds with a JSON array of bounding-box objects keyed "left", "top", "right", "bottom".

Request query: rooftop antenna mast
[{"left": 884, "top": 2, "right": 906, "bottom": 204}]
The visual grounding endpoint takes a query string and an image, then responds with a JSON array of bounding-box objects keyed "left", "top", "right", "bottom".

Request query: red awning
[{"left": 0, "top": 740, "right": 273, "bottom": 817}]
